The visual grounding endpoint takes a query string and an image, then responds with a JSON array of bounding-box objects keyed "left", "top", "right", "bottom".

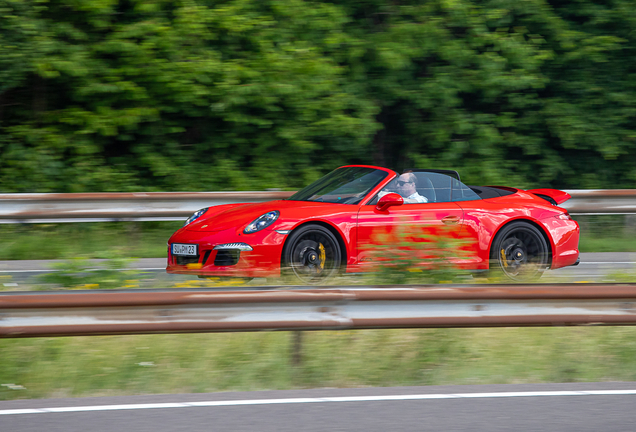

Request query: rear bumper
[{"left": 540, "top": 217, "right": 580, "bottom": 269}]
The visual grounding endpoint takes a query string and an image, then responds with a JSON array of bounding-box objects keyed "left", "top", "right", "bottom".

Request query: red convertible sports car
[{"left": 167, "top": 165, "right": 580, "bottom": 283}]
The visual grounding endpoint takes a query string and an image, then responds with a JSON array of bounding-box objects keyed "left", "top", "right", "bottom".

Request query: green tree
[
  {"left": 1, "top": 0, "right": 635, "bottom": 192},
  {"left": 331, "top": 0, "right": 636, "bottom": 188}
]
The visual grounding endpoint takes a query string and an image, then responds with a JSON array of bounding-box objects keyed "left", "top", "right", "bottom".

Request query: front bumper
[{"left": 166, "top": 228, "right": 288, "bottom": 278}]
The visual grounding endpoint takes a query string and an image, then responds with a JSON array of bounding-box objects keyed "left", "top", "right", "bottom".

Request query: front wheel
[
  {"left": 282, "top": 224, "right": 342, "bottom": 284},
  {"left": 489, "top": 221, "right": 550, "bottom": 282}
]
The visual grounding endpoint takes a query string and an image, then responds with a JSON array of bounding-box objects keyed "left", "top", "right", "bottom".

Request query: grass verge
[
  {"left": 2, "top": 326, "right": 636, "bottom": 401},
  {"left": 0, "top": 222, "right": 180, "bottom": 260},
  {"left": 579, "top": 236, "right": 636, "bottom": 253}
]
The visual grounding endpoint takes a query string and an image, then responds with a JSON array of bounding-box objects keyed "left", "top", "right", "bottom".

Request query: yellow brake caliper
[
  {"left": 500, "top": 249, "right": 508, "bottom": 268},
  {"left": 318, "top": 243, "right": 326, "bottom": 271}
]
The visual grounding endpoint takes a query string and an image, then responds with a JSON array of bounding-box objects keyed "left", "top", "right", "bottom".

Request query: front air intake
[{"left": 214, "top": 250, "right": 240, "bottom": 266}]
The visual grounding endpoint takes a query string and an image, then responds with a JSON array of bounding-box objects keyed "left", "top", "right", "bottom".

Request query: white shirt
[
  {"left": 404, "top": 192, "right": 427, "bottom": 204},
  {"left": 378, "top": 190, "right": 428, "bottom": 204}
]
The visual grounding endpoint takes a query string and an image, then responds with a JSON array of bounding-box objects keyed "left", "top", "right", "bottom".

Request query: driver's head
[{"left": 396, "top": 172, "right": 417, "bottom": 198}]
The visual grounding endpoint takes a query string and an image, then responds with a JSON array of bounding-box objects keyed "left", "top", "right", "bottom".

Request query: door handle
[{"left": 442, "top": 215, "right": 461, "bottom": 225}]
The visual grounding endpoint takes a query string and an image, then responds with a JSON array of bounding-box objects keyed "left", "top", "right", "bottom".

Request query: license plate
[{"left": 172, "top": 243, "right": 198, "bottom": 256}]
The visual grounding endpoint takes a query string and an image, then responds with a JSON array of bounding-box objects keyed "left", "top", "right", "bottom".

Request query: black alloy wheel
[
  {"left": 489, "top": 221, "right": 550, "bottom": 281},
  {"left": 282, "top": 224, "right": 342, "bottom": 284}
]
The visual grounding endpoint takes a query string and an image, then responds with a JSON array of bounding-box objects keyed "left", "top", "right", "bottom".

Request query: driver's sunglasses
[{"left": 396, "top": 180, "right": 412, "bottom": 186}]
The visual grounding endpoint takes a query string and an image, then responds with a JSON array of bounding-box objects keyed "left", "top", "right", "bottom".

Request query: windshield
[{"left": 288, "top": 167, "right": 390, "bottom": 204}]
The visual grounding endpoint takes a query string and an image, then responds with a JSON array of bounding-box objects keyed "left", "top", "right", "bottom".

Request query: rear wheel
[
  {"left": 282, "top": 224, "right": 342, "bottom": 284},
  {"left": 489, "top": 221, "right": 549, "bottom": 282}
]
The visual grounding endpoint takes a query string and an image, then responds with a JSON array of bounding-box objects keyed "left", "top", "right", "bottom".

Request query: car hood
[{"left": 185, "top": 199, "right": 335, "bottom": 232}]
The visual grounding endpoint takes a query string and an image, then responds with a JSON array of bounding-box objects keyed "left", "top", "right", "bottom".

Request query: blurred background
[{"left": 2, "top": 0, "right": 635, "bottom": 194}]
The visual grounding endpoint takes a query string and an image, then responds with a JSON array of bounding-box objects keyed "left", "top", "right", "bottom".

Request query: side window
[
  {"left": 373, "top": 172, "right": 480, "bottom": 204},
  {"left": 377, "top": 172, "right": 453, "bottom": 204},
  {"left": 374, "top": 175, "right": 432, "bottom": 205},
  {"left": 451, "top": 178, "right": 481, "bottom": 202},
  {"left": 416, "top": 173, "right": 452, "bottom": 203}
]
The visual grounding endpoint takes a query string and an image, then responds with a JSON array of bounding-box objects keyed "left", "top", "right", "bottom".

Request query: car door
[
  {"left": 450, "top": 177, "right": 494, "bottom": 269},
  {"left": 356, "top": 202, "right": 464, "bottom": 269}
]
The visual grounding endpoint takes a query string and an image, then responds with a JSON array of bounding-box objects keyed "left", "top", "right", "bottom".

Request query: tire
[
  {"left": 282, "top": 224, "right": 342, "bottom": 284},
  {"left": 489, "top": 221, "right": 550, "bottom": 282}
]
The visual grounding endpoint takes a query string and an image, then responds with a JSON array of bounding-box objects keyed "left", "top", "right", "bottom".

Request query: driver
[{"left": 380, "top": 172, "right": 427, "bottom": 203}]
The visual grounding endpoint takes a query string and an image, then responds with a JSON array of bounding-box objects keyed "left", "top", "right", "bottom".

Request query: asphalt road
[
  {"left": 547, "top": 252, "right": 636, "bottom": 282},
  {"left": 1, "top": 382, "right": 636, "bottom": 432},
  {"left": 0, "top": 253, "right": 634, "bottom": 288}
]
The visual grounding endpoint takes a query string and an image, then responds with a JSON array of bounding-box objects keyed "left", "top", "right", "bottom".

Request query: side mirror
[{"left": 376, "top": 193, "right": 404, "bottom": 212}]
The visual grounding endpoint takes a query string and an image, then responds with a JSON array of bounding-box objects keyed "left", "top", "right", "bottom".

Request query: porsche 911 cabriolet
[{"left": 167, "top": 165, "right": 580, "bottom": 283}]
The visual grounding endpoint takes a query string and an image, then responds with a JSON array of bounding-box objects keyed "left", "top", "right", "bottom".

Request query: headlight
[
  {"left": 184, "top": 208, "right": 208, "bottom": 226},
  {"left": 244, "top": 211, "right": 279, "bottom": 234}
]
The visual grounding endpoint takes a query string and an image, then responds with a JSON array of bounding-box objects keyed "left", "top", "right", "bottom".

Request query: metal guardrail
[
  {"left": 2, "top": 284, "right": 636, "bottom": 337},
  {"left": 0, "top": 189, "right": 634, "bottom": 224},
  {"left": 0, "top": 191, "right": 294, "bottom": 223},
  {"left": 563, "top": 190, "right": 636, "bottom": 215}
]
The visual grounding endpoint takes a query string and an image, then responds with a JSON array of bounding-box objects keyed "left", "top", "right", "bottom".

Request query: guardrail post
[
  {"left": 291, "top": 331, "right": 303, "bottom": 367},
  {"left": 626, "top": 215, "right": 636, "bottom": 236},
  {"left": 126, "top": 221, "right": 140, "bottom": 250}
]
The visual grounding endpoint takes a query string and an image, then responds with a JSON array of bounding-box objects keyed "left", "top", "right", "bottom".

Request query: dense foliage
[{"left": 1, "top": 0, "right": 635, "bottom": 192}]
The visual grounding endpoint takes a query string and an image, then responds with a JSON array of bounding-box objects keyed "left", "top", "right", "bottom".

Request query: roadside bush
[
  {"left": 361, "top": 219, "right": 472, "bottom": 285},
  {"left": 38, "top": 257, "right": 140, "bottom": 290}
]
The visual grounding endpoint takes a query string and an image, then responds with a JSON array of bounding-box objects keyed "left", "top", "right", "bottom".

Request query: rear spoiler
[{"left": 526, "top": 188, "right": 571, "bottom": 205}]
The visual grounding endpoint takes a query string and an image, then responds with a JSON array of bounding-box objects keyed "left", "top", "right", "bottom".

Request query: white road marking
[{"left": 2, "top": 389, "right": 635, "bottom": 416}]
